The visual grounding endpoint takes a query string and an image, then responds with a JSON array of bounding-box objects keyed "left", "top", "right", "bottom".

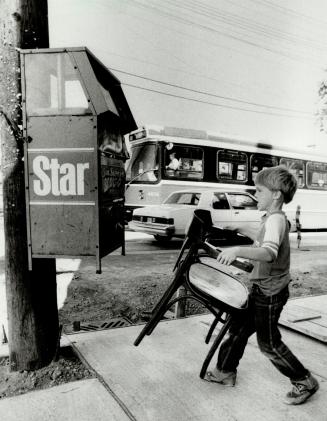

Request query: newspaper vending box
[{"left": 21, "top": 47, "right": 137, "bottom": 272}]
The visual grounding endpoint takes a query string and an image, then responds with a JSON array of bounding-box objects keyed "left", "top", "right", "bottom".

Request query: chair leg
[
  {"left": 199, "top": 313, "right": 232, "bottom": 379},
  {"left": 134, "top": 280, "right": 180, "bottom": 346},
  {"left": 205, "top": 310, "right": 224, "bottom": 344},
  {"left": 134, "top": 245, "right": 198, "bottom": 346}
]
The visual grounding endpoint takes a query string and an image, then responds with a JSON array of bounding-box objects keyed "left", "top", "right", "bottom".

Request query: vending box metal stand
[{"left": 20, "top": 47, "right": 137, "bottom": 272}]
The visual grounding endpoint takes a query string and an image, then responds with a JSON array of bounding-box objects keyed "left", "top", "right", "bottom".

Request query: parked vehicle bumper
[{"left": 128, "top": 221, "right": 175, "bottom": 237}]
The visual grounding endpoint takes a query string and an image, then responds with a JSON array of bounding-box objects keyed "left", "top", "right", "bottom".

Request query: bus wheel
[{"left": 154, "top": 234, "right": 172, "bottom": 243}]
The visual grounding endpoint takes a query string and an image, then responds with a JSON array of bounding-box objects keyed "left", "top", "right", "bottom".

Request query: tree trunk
[{"left": 0, "top": 0, "right": 59, "bottom": 371}]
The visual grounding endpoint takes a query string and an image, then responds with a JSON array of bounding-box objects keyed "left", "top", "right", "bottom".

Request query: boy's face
[{"left": 255, "top": 183, "right": 275, "bottom": 211}]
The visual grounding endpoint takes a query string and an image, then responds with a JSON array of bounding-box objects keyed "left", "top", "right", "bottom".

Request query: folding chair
[{"left": 134, "top": 209, "right": 252, "bottom": 378}]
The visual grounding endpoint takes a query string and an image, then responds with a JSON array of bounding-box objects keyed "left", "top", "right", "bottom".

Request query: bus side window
[
  {"left": 216, "top": 150, "right": 247, "bottom": 182},
  {"left": 307, "top": 161, "right": 327, "bottom": 189},
  {"left": 280, "top": 157, "right": 304, "bottom": 187},
  {"left": 164, "top": 145, "right": 203, "bottom": 180},
  {"left": 250, "top": 154, "right": 278, "bottom": 184}
]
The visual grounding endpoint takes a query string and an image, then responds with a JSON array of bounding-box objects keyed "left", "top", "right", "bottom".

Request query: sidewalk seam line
[{"left": 70, "top": 342, "right": 137, "bottom": 421}]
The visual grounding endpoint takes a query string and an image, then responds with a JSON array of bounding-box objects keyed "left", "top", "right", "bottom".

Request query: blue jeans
[{"left": 217, "top": 284, "right": 309, "bottom": 381}]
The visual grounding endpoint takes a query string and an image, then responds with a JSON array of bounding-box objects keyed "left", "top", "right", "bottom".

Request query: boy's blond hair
[{"left": 255, "top": 165, "right": 297, "bottom": 204}]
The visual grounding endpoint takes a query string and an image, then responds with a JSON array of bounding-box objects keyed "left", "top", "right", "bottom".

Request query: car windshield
[{"left": 164, "top": 192, "right": 201, "bottom": 205}]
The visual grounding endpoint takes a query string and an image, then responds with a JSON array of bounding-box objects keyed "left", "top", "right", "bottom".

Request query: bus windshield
[{"left": 126, "top": 143, "right": 158, "bottom": 182}]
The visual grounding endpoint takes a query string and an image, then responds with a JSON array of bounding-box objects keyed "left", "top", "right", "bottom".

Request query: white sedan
[{"left": 128, "top": 189, "right": 264, "bottom": 242}]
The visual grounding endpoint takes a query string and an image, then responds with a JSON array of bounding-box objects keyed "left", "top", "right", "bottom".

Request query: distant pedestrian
[
  {"left": 205, "top": 166, "right": 319, "bottom": 405},
  {"left": 296, "top": 205, "right": 301, "bottom": 248}
]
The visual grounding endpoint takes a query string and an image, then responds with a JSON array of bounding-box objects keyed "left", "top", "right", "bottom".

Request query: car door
[
  {"left": 207, "top": 192, "right": 233, "bottom": 228},
  {"left": 226, "top": 192, "right": 262, "bottom": 230},
  {"left": 172, "top": 192, "right": 201, "bottom": 235}
]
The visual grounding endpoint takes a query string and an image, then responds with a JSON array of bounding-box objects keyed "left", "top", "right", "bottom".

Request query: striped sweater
[{"left": 250, "top": 211, "right": 291, "bottom": 295}]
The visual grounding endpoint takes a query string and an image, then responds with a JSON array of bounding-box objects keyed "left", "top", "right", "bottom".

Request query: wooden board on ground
[
  {"left": 279, "top": 295, "right": 327, "bottom": 343},
  {"left": 283, "top": 304, "right": 321, "bottom": 323}
]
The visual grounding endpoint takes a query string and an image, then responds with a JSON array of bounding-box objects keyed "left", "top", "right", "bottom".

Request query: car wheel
[{"left": 154, "top": 234, "right": 172, "bottom": 243}]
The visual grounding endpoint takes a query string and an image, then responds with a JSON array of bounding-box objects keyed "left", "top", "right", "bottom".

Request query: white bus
[{"left": 125, "top": 126, "right": 327, "bottom": 230}]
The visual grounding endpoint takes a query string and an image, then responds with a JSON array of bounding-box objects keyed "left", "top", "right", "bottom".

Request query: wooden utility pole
[{"left": 0, "top": 0, "right": 59, "bottom": 371}]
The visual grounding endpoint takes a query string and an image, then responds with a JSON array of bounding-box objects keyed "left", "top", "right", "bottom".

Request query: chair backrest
[{"left": 186, "top": 209, "right": 213, "bottom": 241}]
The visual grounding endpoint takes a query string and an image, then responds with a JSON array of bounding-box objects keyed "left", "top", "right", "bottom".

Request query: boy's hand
[{"left": 217, "top": 247, "right": 240, "bottom": 265}]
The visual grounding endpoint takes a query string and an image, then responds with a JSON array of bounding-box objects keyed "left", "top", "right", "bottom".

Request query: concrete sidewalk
[
  {"left": 0, "top": 379, "right": 131, "bottom": 421},
  {"left": 0, "top": 313, "right": 326, "bottom": 421}
]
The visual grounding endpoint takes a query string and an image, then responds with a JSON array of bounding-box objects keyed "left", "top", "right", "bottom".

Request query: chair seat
[{"left": 188, "top": 257, "right": 248, "bottom": 310}]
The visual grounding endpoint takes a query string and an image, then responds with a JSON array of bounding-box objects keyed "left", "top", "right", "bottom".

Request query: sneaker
[
  {"left": 204, "top": 368, "right": 236, "bottom": 386},
  {"left": 284, "top": 373, "right": 319, "bottom": 405}
]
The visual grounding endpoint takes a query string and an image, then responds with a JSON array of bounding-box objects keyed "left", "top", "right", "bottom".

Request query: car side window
[
  {"left": 191, "top": 193, "right": 200, "bottom": 205},
  {"left": 228, "top": 193, "right": 257, "bottom": 210},
  {"left": 212, "top": 193, "right": 230, "bottom": 209},
  {"left": 176, "top": 193, "right": 196, "bottom": 205}
]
